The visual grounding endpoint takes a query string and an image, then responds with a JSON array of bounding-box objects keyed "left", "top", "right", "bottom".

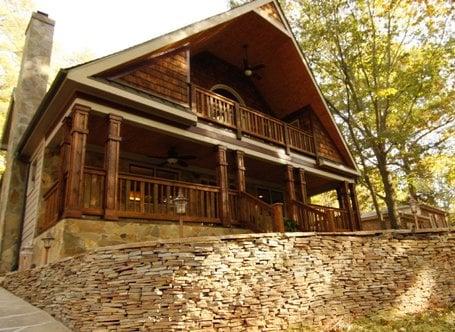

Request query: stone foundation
[
  {"left": 29, "top": 218, "right": 249, "bottom": 267},
  {"left": 2, "top": 229, "right": 454, "bottom": 331}
]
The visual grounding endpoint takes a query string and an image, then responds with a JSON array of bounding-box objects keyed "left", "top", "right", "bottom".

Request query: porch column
[
  {"left": 217, "top": 145, "right": 230, "bottom": 226},
  {"left": 348, "top": 182, "right": 362, "bottom": 230},
  {"left": 58, "top": 116, "right": 71, "bottom": 216},
  {"left": 63, "top": 104, "right": 90, "bottom": 218},
  {"left": 104, "top": 114, "right": 122, "bottom": 220},
  {"left": 340, "top": 182, "right": 355, "bottom": 230},
  {"left": 235, "top": 150, "right": 246, "bottom": 192},
  {"left": 285, "top": 165, "right": 297, "bottom": 220},
  {"left": 297, "top": 168, "right": 308, "bottom": 204}
]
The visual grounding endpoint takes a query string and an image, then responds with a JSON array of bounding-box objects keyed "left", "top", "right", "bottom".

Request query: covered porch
[{"left": 39, "top": 105, "right": 361, "bottom": 237}]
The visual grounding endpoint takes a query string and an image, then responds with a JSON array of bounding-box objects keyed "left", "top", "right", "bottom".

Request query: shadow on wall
[{"left": 1, "top": 231, "right": 454, "bottom": 331}]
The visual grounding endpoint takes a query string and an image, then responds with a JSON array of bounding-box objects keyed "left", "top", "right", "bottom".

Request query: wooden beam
[
  {"left": 63, "top": 104, "right": 90, "bottom": 218},
  {"left": 217, "top": 145, "right": 230, "bottom": 226},
  {"left": 297, "top": 168, "right": 307, "bottom": 204},
  {"left": 104, "top": 114, "right": 122, "bottom": 220},
  {"left": 285, "top": 165, "right": 297, "bottom": 221},
  {"left": 235, "top": 150, "right": 246, "bottom": 192},
  {"left": 272, "top": 203, "right": 285, "bottom": 232},
  {"left": 58, "top": 116, "right": 71, "bottom": 217}
]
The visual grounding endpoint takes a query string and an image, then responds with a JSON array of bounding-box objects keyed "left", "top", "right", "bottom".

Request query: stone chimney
[
  {"left": 0, "top": 11, "right": 55, "bottom": 272},
  {"left": 12, "top": 11, "right": 55, "bottom": 148}
]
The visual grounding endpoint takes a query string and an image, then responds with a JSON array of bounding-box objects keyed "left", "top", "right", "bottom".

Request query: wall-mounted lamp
[
  {"left": 173, "top": 191, "right": 188, "bottom": 238},
  {"left": 41, "top": 232, "right": 54, "bottom": 265}
]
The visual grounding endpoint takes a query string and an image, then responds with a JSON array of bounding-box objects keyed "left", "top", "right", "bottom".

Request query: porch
[{"left": 39, "top": 103, "right": 361, "bottom": 236}]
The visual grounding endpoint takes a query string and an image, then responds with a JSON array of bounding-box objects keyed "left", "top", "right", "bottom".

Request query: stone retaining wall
[{"left": 2, "top": 230, "right": 454, "bottom": 331}]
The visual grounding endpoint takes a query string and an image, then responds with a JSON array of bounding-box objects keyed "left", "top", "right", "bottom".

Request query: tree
[
  {"left": 231, "top": 0, "right": 455, "bottom": 227},
  {"left": 0, "top": 0, "right": 94, "bottom": 175}
]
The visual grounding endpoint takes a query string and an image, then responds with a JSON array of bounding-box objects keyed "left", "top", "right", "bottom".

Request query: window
[{"left": 210, "top": 84, "right": 245, "bottom": 106}]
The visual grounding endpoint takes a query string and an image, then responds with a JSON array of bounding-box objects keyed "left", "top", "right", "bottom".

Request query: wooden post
[
  {"left": 283, "top": 124, "right": 291, "bottom": 155},
  {"left": 63, "top": 104, "right": 90, "bottom": 218},
  {"left": 348, "top": 182, "right": 362, "bottom": 230},
  {"left": 217, "top": 146, "right": 230, "bottom": 226},
  {"left": 58, "top": 116, "right": 71, "bottom": 217},
  {"left": 297, "top": 168, "right": 308, "bottom": 204},
  {"left": 272, "top": 203, "right": 285, "bottom": 233},
  {"left": 285, "top": 165, "right": 297, "bottom": 221},
  {"left": 309, "top": 113, "right": 320, "bottom": 161},
  {"left": 341, "top": 182, "right": 355, "bottom": 230},
  {"left": 234, "top": 102, "right": 242, "bottom": 140},
  {"left": 326, "top": 210, "right": 335, "bottom": 232},
  {"left": 235, "top": 150, "right": 246, "bottom": 192},
  {"left": 104, "top": 114, "right": 122, "bottom": 220}
]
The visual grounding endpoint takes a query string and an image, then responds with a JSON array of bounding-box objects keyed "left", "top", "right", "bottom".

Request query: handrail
[
  {"left": 293, "top": 200, "right": 326, "bottom": 217},
  {"left": 118, "top": 173, "right": 220, "bottom": 192},
  {"left": 191, "top": 84, "right": 316, "bottom": 156},
  {"left": 43, "top": 181, "right": 59, "bottom": 200},
  {"left": 240, "top": 191, "right": 273, "bottom": 211}
]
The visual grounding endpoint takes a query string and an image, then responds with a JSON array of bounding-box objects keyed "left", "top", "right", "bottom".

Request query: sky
[{"left": 32, "top": 0, "right": 230, "bottom": 58}]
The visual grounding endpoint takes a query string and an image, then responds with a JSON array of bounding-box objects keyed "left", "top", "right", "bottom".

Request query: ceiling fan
[
  {"left": 149, "top": 147, "right": 196, "bottom": 167},
  {"left": 242, "top": 44, "right": 265, "bottom": 80}
]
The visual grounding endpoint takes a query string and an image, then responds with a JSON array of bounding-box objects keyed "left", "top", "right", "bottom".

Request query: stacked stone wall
[{"left": 2, "top": 230, "right": 454, "bottom": 331}]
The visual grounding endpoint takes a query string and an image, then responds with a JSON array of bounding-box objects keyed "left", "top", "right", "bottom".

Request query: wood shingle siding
[
  {"left": 20, "top": 141, "right": 45, "bottom": 249},
  {"left": 116, "top": 48, "right": 189, "bottom": 105}
]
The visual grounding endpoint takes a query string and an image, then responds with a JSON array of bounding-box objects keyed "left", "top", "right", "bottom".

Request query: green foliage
[
  {"left": 230, "top": 0, "right": 455, "bottom": 220},
  {"left": 287, "top": 306, "right": 455, "bottom": 331},
  {"left": 284, "top": 218, "right": 299, "bottom": 232},
  {"left": 0, "top": 0, "right": 94, "bottom": 176}
]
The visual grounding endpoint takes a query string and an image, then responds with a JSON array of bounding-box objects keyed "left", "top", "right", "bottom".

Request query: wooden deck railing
[
  {"left": 41, "top": 181, "right": 60, "bottom": 233},
  {"left": 309, "top": 204, "right": 351, "bottom": 231},
  {"left": 194, "top": 86, "right": 236, "bottom": 128},
  {"left": 229, "top": 190, "right": 240, "bottom": 225},
  {"left": 117, "top": 173, "right": 221, "bottom": 223},
  {"left": 193, "top": 85, "right": 316, "bottom": 156},
  {"left": 293, "top": 200, "right": 350, "bottom": 232},
  {"left": 82, "top": 167, "right": 106, "bottom": 215},
  {"left": 238, "top": 191, "right": 275, "bottom": 233}
]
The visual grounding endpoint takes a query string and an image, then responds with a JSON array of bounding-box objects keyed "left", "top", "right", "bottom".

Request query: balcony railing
[{"left": 192, "top": 85, "right": 316, "bottom": 156}]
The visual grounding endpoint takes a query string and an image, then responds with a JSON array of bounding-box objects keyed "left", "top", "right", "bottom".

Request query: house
[
  {"left": 0, "top": 0, "right": 362, "bottom": 272},
  {"left": 362, "top": 202, "right": 449, "bottom": 230}
]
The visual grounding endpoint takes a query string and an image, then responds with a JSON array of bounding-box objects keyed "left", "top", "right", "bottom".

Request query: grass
[{"left": 290, "top": 306, "right": 455, "bottom": 332}]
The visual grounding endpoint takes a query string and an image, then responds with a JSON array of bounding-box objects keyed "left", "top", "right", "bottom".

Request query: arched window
[{"left": 210, "top": 84, "right": 245, "bottom": 106}]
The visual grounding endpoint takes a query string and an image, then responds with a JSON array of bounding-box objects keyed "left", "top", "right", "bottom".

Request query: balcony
[{"left": 191, "top": 85, "right": 316, "bottom": 157}]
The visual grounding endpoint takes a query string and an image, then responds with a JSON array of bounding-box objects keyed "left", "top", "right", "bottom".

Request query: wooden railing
[
  {"left": 293, "top": 200, "right": 351, "bottom": 232},
  {"left": 229, "top": 190, "right": 240, "bottom": 225},
  {"left": 287, "top": 125, "right": 315, "bottom": 154},
  {"left": 309, "top": 204, "right": 351, "bottom": 231},
  {"left": 82, "top": 167, "right": 106, "bottom": 215},
  {"left": 117, "top": 173, "right": 221, "bottom": 223},
  {"left": 194, "top": 86, "right": 236, "bottom": 128},
  {"left": 41, "top": 181, "right": 60, "bottom": 233},
  {"left": 294, "top": 200, "right": 328, "bottom": 231},
  {"left": 239, "top": 106, "right": 286, "bottom": 144},
  {"left": 193, "top": 85, "right": 316, "bottom": 156},
  {"left": 238, "top": 191, "right": 274, "bottom": 233}
]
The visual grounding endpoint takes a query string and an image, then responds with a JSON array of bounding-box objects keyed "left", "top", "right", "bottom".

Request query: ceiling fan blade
[
  {"left": 158, "top": 161, "right": 169, "bottom": 167},
  {"left": 148, "top": 154, "right": 167, "bottom": 160},
  {"left": 253, "top": 73, "right": 262, "bottom": 80},
  {"left": 178, "top": 160, "right": 189, "bottom": 167},
  {"left": 251, "top": 64, "right": 265, "bottom": 71},
  {"left": 179, "top": 155, "right": 197, "bottom": 160}
]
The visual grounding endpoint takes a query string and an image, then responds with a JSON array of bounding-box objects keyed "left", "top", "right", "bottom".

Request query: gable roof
[{"left": 19, "top": 0, "right": 358, "bottom": 172}]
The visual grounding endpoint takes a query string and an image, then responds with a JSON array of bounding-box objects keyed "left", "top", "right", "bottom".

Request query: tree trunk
[{"left": 375, "top": 148, "right": 400, "bottom": 229}]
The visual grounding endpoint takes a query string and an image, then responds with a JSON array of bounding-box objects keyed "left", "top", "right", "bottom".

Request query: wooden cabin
[
  {"left": 1, "top": 0, "right": 362, "bottom": 269},
  {"left": 362, "top": 203, "right": 450, "bottom": 230}
]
